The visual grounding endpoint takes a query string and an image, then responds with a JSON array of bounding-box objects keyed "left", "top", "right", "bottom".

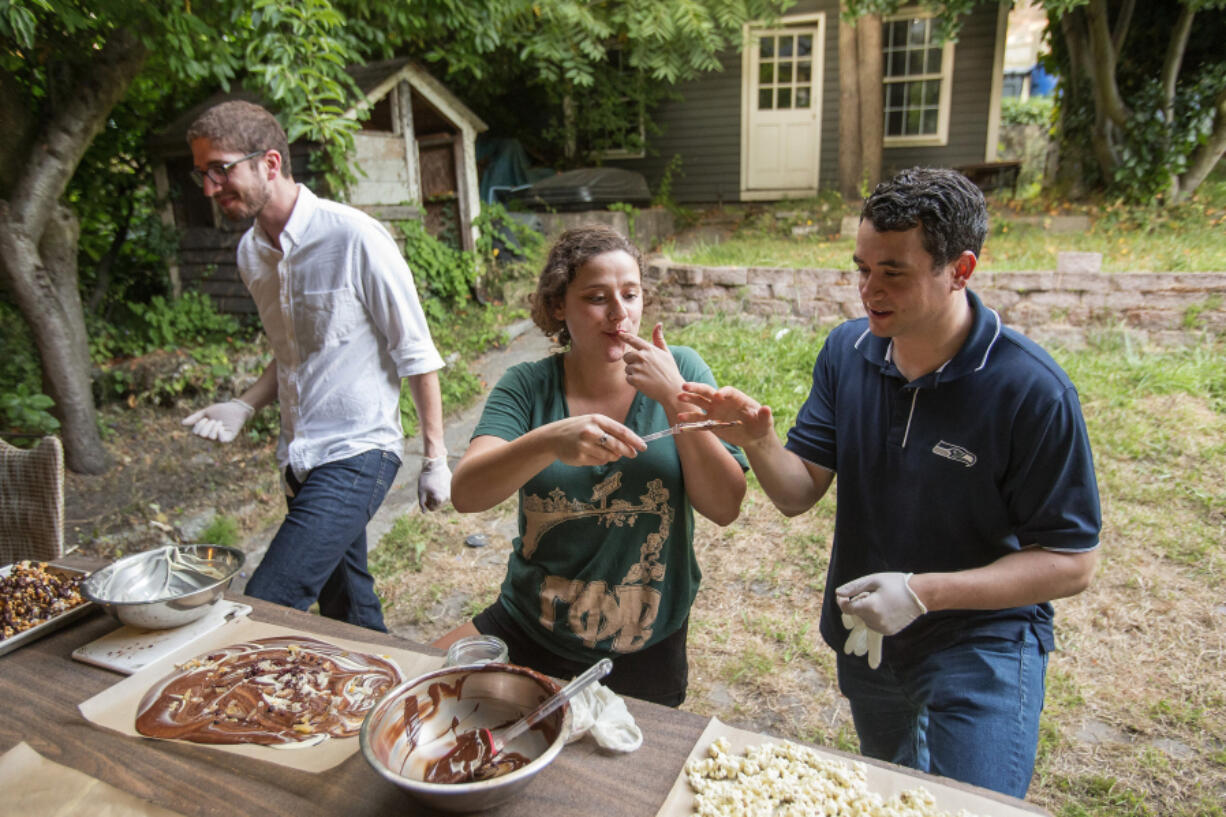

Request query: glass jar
[{"left": 444, "top": 634, "right": 509, "bottom": 667}]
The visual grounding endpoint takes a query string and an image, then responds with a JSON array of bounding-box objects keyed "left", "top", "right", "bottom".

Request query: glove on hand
[
  {"left": 841, "top": 613, "right": 884, "bottom": 670},
  {"left": 182, "top": 399, "right": 254, "bottom": 444},
  {"left": 837, "top": 572, "right": 927, "bottom": 636},
  {"left": 417, "top": 455, "right": 451, "bottom": 511}
]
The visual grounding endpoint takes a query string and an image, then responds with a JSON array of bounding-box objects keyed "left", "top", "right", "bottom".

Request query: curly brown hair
[
  {"left": 186, "top": 100, "right": 292, "bottom": 179},
  {"left": 530, "top": 224, "right": 643, "bottom": 348}
]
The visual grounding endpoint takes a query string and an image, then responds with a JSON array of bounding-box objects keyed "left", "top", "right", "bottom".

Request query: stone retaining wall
[{"left": 645, "top": 260, "right": 1226, "bottom": 347}]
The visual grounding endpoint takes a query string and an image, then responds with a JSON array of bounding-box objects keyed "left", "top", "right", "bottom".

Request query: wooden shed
[{"left": 149, "top": 58, "right": 487, "bottom": 315}]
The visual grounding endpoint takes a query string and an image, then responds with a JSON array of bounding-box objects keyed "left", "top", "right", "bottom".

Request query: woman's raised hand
[{"left": 621, "top": 324, "right": 684, "bottom": 405}]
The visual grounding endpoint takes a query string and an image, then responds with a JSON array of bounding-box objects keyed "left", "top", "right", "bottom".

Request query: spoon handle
[{"left": 496, "top": 657, "right": 613, "bottom": 748}]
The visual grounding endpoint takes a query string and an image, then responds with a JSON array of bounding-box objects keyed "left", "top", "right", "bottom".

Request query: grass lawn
[{"left": 664, "top": 172, "right": 1226, "bottom": 274}]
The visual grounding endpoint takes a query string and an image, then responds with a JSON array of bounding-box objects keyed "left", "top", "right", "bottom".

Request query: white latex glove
[
  {"left": 565, "top": 681, "right": 642, "bottom": 752},
  {"left": 837, "top": 572, "right": 928, "bottom": 636},
  {"left": 417, "top": 455, "right": 451, "bottom": 511},
  {"left": 182, "top": 399, "right": 254, "bottom": 443},
  {"left": 842, "top": 612, "right": 884, "bottom": 670}
]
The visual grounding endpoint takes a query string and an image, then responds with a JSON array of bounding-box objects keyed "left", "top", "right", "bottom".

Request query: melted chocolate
[
  {"left": 421, "top": 728, "right": 531, "bottom": 784},
  {"left": 135, "top": 636, "right": 402, "bottom": 745}
]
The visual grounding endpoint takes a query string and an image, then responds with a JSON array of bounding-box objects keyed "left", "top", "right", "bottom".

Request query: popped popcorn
[{"left": 685, "top": 736, "right": 987, "bottom": 817}]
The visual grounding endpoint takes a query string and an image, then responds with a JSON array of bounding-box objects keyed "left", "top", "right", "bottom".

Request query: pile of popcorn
[{"left": 685, "top": 736, "right": 986, "bottom": 817}]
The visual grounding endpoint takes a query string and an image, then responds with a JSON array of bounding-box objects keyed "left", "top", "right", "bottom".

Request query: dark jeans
[
  {"left": 837, "top": 628, "right": 1048, "bottom": 798},
  {"left": 473, "top": 599, "right": 689, "bottom": 707},
  {"left": 245, "top": 449, "right": 400, "bottom": 632}
]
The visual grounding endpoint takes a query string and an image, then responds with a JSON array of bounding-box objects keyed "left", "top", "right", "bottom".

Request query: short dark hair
[
  {"left": 861, "top": 167, "right": 988, "bottom": 268},
  {"left": 186, "top": 100, "right": 292, "bottom": 178},
  {"left": 530, "top": 224, "right": 643, "bottom": 348}
]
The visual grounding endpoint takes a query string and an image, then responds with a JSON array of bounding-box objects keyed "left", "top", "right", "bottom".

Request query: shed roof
[{"left": 150, "top": 57, "right": 486, "bottom": 156}]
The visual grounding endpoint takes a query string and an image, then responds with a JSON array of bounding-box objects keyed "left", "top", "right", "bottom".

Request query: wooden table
[{"left": 2, "top": 572, "right": 1049, "bottom": 816}]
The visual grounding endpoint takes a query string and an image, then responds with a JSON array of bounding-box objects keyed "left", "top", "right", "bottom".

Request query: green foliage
[
  {"left": 199, "top": 515, "right": 240, "bottom": 547},
  {"left": 397, "top": 219, "right": 478, "bottom": 318},
  {"left": 370, "top": 515, "right": 429, "bottom": 575},
  {"left": 89, "top": 292, "right": 245, "bottom": 362},
  {"left": 0, "top": 384, "right": 61, "bottom": 439},
  {"left": 1001, "top": 96, "right": 1054, "bottom": 128}
]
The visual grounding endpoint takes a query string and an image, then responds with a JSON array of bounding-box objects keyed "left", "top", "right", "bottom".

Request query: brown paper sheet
[
  {"left": 656, "top": 717, "right": 1048, "bottom": 817},
  {"left": 0, "top": 741, "right": 187, "bottom": 817},
  {"left": 78, "top": 618, "right": 443, "bottom": 773}
]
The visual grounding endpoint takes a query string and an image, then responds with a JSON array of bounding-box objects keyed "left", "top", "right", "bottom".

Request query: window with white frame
[{"left": 882, "top": 13, "right": 954, "bottom": 146}]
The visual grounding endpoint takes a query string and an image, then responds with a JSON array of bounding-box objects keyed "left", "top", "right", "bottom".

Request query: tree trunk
[
  {"left": 1177, "top": 88, "right": 1226, "bottom": 201},
  {"left": 0, "top": 28, "right": 148, "bottom": 474},
  {"left": 856, "top": 16, "right": 883, "bottom": 194},
  {"left": 838, "top": 6, "right": 862, "bottom": 201}
]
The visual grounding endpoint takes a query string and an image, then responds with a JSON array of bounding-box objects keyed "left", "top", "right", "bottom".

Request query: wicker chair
[{"left": 0, "top": 436, "right": 66, "bottom": 564}]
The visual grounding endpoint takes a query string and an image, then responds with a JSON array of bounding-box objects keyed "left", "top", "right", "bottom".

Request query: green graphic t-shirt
[{"left": 472, "top": 346, "right": 748, "bottom": 664}]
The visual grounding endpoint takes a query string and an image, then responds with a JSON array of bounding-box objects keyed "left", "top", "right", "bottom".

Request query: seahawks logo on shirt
[{"left": 932, "top": 440, "right": 977, "bottom": 468}]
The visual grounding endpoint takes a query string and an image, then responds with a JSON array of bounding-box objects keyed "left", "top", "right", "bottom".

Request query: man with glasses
[{"left": 181, "top": 100, "right": 451, "bottom": 632}]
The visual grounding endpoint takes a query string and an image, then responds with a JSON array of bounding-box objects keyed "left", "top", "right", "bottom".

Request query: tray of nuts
[{"left": 0, "top": 561, "right": 94, "bottom": 657}]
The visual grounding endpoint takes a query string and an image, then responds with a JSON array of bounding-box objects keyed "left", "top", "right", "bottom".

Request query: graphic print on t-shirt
[{"left": 522, "top": 471, "right": 673, "bottom": 652}]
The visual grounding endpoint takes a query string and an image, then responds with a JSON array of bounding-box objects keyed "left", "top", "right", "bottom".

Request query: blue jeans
[
  {"left": 836, "top": 629, "right": 1048, "bottom": 798},
  {"left": 245, "top": 449, "right": 400, "bottom": 632}
]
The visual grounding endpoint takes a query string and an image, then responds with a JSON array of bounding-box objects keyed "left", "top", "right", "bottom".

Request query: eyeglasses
[{"left": 189, "top": 150, "right": 267, "bottom": 188}]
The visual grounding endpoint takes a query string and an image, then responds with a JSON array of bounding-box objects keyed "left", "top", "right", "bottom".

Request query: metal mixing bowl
[
  {"left": 361, "top": 662, "right": 570, "bottom": 813},
  {"left": 81, "top": 544, "right": 244, "bottom": 629}
]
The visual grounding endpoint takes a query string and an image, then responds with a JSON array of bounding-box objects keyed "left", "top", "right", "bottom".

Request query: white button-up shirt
[{"left": 237, "top": 185, "right": 444, "bottom": 476}]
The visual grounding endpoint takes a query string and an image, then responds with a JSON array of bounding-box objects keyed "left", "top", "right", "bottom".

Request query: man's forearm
[
  {"left": 238, "top": 361, "right": 278, "bottom": 411},
  {"left": 742, "top": 433, "right": 833, "bottom": 516},
  {"left": 407, "top": 369, "right": 446, "bottom": 459},
  {"left": 910, "top": 547, "right": 1099, "bottom": 612}
]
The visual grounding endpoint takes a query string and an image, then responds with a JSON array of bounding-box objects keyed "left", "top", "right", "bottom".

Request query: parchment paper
[
  {"left": 0, "top": 741, "right": 187, "bottom": 817},
  {"left": 655, "top": 717, "right": 1048, "bottom": 817},
  {"left": 78, "top": 617, "right": 443, "bottom": 773}
]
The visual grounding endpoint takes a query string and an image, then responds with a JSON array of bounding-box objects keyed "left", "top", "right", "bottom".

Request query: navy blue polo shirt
[{"left": 786, "top": 290, "right": 1101, "bottom": 666}]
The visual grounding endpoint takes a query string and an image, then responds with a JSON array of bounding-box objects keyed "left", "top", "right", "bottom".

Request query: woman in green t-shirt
[{"left": 436, "top": 224, "right": 748, "bottom": 706}]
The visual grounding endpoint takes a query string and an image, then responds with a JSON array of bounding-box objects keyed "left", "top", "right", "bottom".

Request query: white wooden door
[{"left": 742, "top": 20, "right": 823, "bottom": 195}]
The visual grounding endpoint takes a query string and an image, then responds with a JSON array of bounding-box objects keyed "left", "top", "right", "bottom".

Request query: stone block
[
  {"left": 1047, "top": 215, "right": 1092, "bottom": 233},
  {"left": 706, "top": 267, "right": 749, "bottom": 287},
  {"left": 1054, "top": 272, "right": 1110, "bottom": 293},
  {"left": 978, "top": 289, "right": 1020, "bottom": 310},
  {"left": 746, "top": 284, "right": 773, "bottom": 299},
  {"left": 1057, "top": 252, "right": 1102, "bottom": 275},
  {"left": 745, "top": 300, "right": 791, "bottom": 317},
  {"left": 1111, "top": 273, "right": 1175, "bottom": 292},
  {"left": 774, "top": 282, "right": 819, "bottom": 300},
  {"left": 1027, "top": 290, "right": 1080, "bottom": 309},
  {"left": 994, "top": 271, "right": 1057, "bottom": 291},
  {"left": 792, "top": 224, "right": 822, "bottom": 237},
  {"left": 839, "top": 214, "right": 860, "bottom": 238},
  {"left": 803, "top": 268, "right": 853, "bottom": 287},
  {"left": 1104, "top": 291, "right": 1146, "bottom": 309},
  {"left": 1175, "top": 273, "right": 1226, "bottom": 291},
  {"left": 671, "top": 266, "right": 704, "bottom": 286},
  {"left": 1026, "top": 324, "right": 1088, "bottom": 349},
  {"left": 748, "top": 267, "right": 796, "bottom": 286}
]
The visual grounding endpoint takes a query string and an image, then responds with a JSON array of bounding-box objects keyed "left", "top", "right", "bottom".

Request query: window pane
[
  {"left": 888, "top": 21, "right": 905, "bottom": 48},
  {"left": 888, "top": 50, "right": 903, "bottom": 76},
  {"left": 759, "top": 88, "right": 773, "bottom": 109},
  {"left": 923, "top": 108, "right": 938, "bottom": 134},
  {"left": 908, "top": 49, "right": 924, "bottom": 75},
  {"left": 926, "top": 47, "right": 943, "bottom": 74},
  {"left": 796, "top": 87, "right": 810, "bottom": 108},
  {"left": 760, "top": 37, "right": 774, "bottom": 58},
  {"left": 779, "top": 62, "right": 793, "bottom": 83},
  {"left": 760, "top": 62, "right": 774, "bottom": 83},
  {"left": 907, "top": 108, "right": 922, "bottom": 134},
  {"left": 888, "top": 83, "right": 905, "bottom": 107},
  {"left": 778, "top": 87, "right": 792, "bottom": 109},
  {"left": 908, "top": 19, "right": 928, "bottom": 46},
  {"left": 798, "top": 35, "right": 812, "bottom": 57},
  {"left": 906, "top": 81, "right": 922, "bottom": 107},
  {"left": 798, "top": 60, "right": 811, "bottom": 83},
  {"left": 925, "top": 79, "right": 941, "bottom": 104},
  {"left": 888, "top": 110, "right": 904, "bottom": 136},
  {"left": 779, "top": 36, "right": 793, "bottom": 58}
]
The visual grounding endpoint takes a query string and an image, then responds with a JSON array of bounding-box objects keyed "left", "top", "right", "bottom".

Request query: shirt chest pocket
[{"left": 294, "top": 288, "right": 364, "bottom": 348}]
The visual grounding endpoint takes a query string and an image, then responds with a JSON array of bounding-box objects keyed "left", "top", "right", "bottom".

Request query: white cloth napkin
[{"left": 566, "top": 681, "right": 643, "bottom": 752}]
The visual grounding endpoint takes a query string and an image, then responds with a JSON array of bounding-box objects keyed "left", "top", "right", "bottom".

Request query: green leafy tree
[
  {"left": 0, "top": 0, "right": 787, "bottom": 473},
  {"left": 843, "top": 0, "right": 1226, "bottom": 204}
]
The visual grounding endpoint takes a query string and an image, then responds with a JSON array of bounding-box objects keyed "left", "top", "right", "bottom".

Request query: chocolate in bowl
[{"left": 360, "top": 662, "right": 570, "bottom": 813}]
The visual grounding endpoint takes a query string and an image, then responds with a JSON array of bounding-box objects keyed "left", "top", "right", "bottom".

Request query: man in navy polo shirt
[{"left": 678, "top": 167, "right": 1100, "bottom": 798}]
